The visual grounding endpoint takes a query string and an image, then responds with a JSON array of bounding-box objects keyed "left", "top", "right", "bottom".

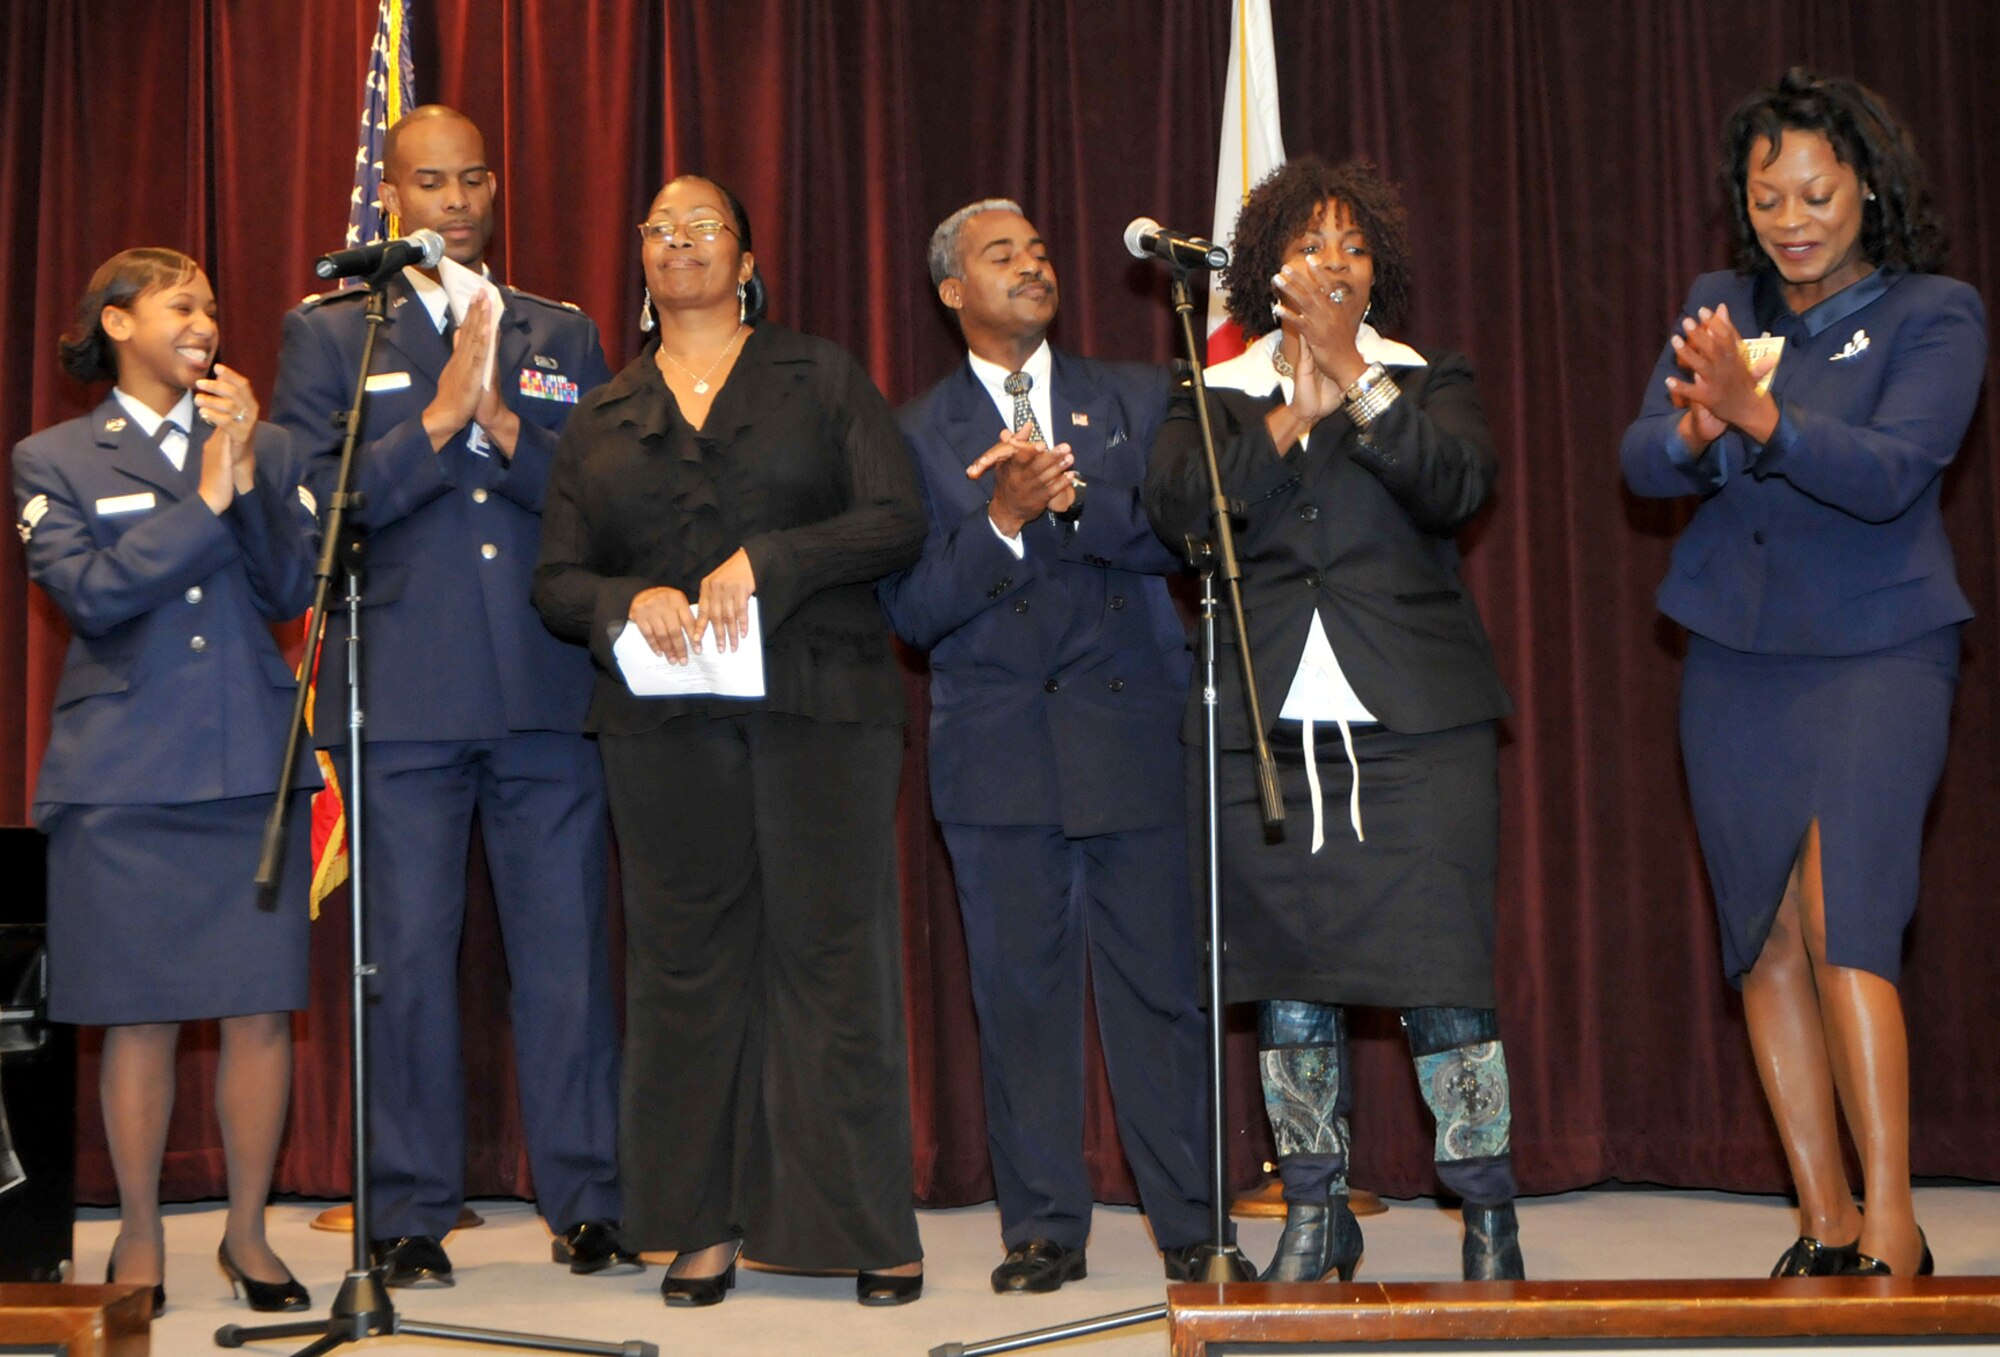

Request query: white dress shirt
[{"left": 112, "top": 389, "right": 197, "bottom": 473}]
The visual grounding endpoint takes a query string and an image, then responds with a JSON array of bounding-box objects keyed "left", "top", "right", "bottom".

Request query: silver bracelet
[{"left": 1343, "top": 362, "right": 1400, "bottom": 429}]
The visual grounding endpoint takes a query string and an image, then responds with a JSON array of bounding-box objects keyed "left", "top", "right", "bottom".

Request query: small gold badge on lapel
[
  {"left": 105, "top": 417, "right": 128, "bottom": 433},
  {"left": 1071, "top": 412, "right": 1090, "bottom": 427}
]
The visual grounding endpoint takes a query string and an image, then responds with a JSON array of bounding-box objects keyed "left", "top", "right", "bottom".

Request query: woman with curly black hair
[
  {"left": 1622, "top": 69, "right": 1982, "bottom": 1279},
  {"left": 1146, "top": 157, "right": 1520, "bottom": 1284}
]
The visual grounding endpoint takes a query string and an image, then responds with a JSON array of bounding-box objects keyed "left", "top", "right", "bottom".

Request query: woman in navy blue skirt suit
[
  {"left": 1621, "top": 70, "right": 1985, "bottom": 1279},
  {"left": 12, "top": 249, "right": 321, "bottom": 1310}
]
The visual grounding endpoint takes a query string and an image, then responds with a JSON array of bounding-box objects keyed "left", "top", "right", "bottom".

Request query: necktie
[
  {"left": 1003, "top": 371, "right": 1041, "bottom": 443},
  {"left": 155, "top": 420, "right": 189, "bottom": 476}
]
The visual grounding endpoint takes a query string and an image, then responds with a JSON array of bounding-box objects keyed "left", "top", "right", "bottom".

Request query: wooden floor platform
[
  {"left": 0, "top": 1283, "right": 152, "bottom": 1357},
  {"left": 1167, "top": 1277, "right": 2000, "bottom": 1355}
]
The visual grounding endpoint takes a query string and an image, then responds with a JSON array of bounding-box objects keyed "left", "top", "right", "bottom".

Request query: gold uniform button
[
  {"left": 189, "top": 635, "right": 208, "bottom": 652},
  {"left": 184, "top": 586, "right": 203, "bottom": 604},
  {"left": 472, "top": 488, "right": 489, "bottom": 503},
  {"left": 481, "top": 543, "right": 499, "bottom": 560}
]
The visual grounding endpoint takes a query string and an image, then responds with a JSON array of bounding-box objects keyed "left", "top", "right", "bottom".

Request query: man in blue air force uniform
[
  {"left": 270, "top": 105, "right": 632, "bottom": 1286},
  {"left": 880, "top": 199, "right": 1217, "bottom": 1294}
]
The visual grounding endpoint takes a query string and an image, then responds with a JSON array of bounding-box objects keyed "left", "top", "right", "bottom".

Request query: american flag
[
  {"left": 306, "top": 0, "right": 416, "bottom": 919},
  {"left": 343, "top": 0, "right": 416, "bottom": 263}
]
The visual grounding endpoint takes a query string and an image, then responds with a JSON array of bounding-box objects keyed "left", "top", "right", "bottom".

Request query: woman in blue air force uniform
[
  {"left": 11, "top": 249, "right": 321, "bottom": 1312},
  {"left": 1621, "top": 70, "right": 1985, "bottom": 1280}
]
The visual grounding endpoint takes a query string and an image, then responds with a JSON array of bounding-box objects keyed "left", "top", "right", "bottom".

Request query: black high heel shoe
[
  {"left": 105, "top": 1255, "right": 166, "bottom": 1315},
  {"left": 1771, "top": 1234, "right": 1860, "bottom": 1277},
  {"left": 1260, "top": 1194, "right": 1364, "bottom": 1282},
  {"left": 856, "top": 1267, "right": 924, "bottom": 1306},
  {"left": 1845, "top": 1228, "right": 1934, "bottom": 1277},
  {"left": 661, "top": 1241, "right": 740, "bottom": 1307},
  {"left": 217, "top": 1241, "right": 311, "bottom": 1312}
]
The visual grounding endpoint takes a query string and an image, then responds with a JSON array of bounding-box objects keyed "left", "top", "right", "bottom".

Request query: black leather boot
[
  {"left": 1260, "top": 1194, "right": 1363, "bottom": 1282},
  {"left": 1461, "top": 1202, "right": 1524, "bottom": 1281}
]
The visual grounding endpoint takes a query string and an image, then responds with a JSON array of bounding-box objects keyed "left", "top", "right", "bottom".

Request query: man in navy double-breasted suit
[
  {"left": 270, "top": 106, "right": 631, "bottom": 1285},
  {"left": 881, "top": 200, "right": 1215, "bottom": 1293}
]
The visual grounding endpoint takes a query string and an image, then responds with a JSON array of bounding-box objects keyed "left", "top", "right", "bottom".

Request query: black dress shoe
[
  {"left": 1462, "top": 1202, "right": 1525, "bottom": 1281},
  {"left": 105, "top": 1257, "right": 166, "bottom": 1314},
  {"left": 371, "top": 1235, "right": 455, "bottom": 1288},
  {"left": 660, "top": 1242, "right": 741, "bottom": 1307},
  {"left": 1164, "top": 1242, "right": 1254, "bottom": 1282},
  {"left": 1260, "top": 1196, "right": 1364, "bottom": 1283},
  {"left": 1771, "top": 1234, "right": 1860, "bottom": 1277},
  {"left": 1845, "top": 1229, "right": 1934, "bottom": 1277},
  {"left": 551, "top": 1220, "right": 643, "bottom": 1276},
  {"left": 217, "top": 1241, "right": 311, "bottom": 1312},
  {"left": 991, "top": 1239, "right": 1087, "bottom": 1294},
  {"left": 856, "top": 1268, "right": 924, "bottom": 1306}
]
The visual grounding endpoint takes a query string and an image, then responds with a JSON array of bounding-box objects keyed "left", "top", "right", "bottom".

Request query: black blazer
[{"left": 1144, "top": 349, "right": 1510, "bottom": 748}]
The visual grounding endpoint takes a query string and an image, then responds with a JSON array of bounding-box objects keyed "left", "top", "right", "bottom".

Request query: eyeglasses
[{"left": 636, "top": 218, "right": 737, "bottom": 244}]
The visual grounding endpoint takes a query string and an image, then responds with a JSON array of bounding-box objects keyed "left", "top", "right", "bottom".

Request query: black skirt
[{"left": 1204, "top": 720, "right": 1499, "bottom": 1009}]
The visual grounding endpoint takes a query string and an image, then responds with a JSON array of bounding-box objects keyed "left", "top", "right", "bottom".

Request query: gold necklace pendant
[{"left": 660, "top": 324, "right": 747, "bottom": 396}]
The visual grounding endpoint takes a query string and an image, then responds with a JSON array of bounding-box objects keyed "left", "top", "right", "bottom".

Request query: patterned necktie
[{"left": 1003, "top": 370, "right": 1041, "bottom": 443}]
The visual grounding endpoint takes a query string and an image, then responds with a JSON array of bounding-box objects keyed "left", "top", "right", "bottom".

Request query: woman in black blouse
[{"left": 533, "top": 175, "right": 926, "bottom": 1307}]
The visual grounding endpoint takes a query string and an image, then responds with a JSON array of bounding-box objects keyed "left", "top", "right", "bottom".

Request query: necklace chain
[{"left": 657, "top": 324, "right": 748, "bottom": 395}]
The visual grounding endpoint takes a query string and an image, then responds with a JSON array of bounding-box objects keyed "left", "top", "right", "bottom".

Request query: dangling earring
[
  {"left": 1362, "top": 302, "right": 1373, "bottom": 327},
  {"left": 737, "top": 280, "right": 749, "bottom": 326},
  {"left": 640, "top": 290, "right": 655, "bottom": 333}
]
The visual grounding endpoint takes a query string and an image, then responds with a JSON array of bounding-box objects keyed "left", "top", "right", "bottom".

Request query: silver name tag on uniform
[
  {"left": 365, "top": 372, "right": 414, "bottom": 393},
  {"left": 96, "top": 492, "right": 157, "bottom": 516}
]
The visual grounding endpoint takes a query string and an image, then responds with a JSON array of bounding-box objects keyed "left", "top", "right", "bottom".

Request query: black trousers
[{"left": 601, "top": 712, "right": 921, "bottom": 1269}]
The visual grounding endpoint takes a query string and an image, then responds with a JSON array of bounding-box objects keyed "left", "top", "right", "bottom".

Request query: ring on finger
[
  {"left": 1330, "top": 288, "right": 1348, "bottom": 305},
  {"left": 232, "top": 410, "right": 247, "bottom": 423}
]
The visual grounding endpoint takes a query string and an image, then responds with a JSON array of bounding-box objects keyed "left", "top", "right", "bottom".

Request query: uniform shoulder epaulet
[
  {"left": 299, "top": 288, "right": 369, "bottom": 310},
  {"left": 507, "top": 286, "right": 585, "bottom": 314}
]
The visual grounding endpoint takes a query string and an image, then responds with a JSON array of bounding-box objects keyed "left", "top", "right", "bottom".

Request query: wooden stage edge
[
  {"left": 1167, "top": 1276, "right": 2000, "bottom": 1355},
  {"left": 0, "top": 1283, "right": 152, "bottom": 1357}
]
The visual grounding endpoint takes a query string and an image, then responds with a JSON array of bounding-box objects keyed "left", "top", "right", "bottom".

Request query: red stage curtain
[{"left": 4, "top": 0, "right": 1999, "bottom": 1210}]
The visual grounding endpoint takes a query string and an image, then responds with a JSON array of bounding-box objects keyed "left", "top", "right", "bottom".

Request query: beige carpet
[{"left": 74, "top": 1186, "right": 2000, "bottom": 1356}]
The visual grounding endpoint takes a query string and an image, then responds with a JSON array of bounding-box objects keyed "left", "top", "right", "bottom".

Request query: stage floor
[{"left": 75, "top": 1185, "right": 2000, "bottom": 1355}]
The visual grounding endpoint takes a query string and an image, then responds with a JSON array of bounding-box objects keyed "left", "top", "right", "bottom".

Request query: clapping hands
[
  {"left": 1664, "top": 303, "right": 1780, "bottom": 456},
  {"left": 968, "top": 429, "right": 1076, "bottom": 536}
]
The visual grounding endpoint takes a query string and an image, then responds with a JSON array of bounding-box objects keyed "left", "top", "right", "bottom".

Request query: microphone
[
  {"left": 1123, "top": 217, "right": 1229, "bottom": 271},
  {"left": 314, "top": 228, "right": 447, "bottom": 281}
]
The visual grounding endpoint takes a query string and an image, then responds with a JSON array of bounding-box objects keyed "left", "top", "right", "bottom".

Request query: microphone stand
[
  {"left": 930, "top": 261, "right": 1279, "bottom": 1357},
  {"left": 219, "top": 265, "right": 654, "bottom": 1357}
]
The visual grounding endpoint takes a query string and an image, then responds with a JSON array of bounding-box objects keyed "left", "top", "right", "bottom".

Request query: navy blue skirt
[
  {"left": 44, "top": 793, "right": 313, "bottom": 1024},
  {"left": 1680, "top": 626, "right": 1959, "bottom": 987}
]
